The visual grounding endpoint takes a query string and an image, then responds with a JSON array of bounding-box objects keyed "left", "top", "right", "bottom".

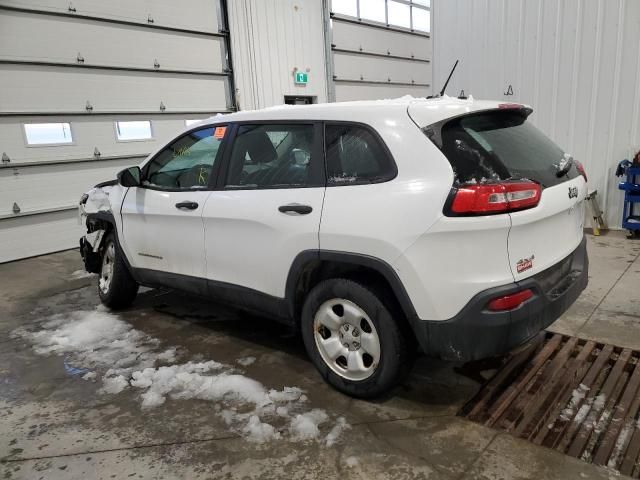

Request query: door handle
[
  {"left": 278, "top": 204, "right": 313, "bottom": 215},
  {"left": 175, "top": 201, "right": 199, "bottom": 210}
]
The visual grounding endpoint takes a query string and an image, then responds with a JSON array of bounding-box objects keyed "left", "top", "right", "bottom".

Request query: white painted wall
[
  {"left": 227, "top": 0, "right": 329, "bottom": 110},
  {"left": 433, "top": 0, "right": 640, "bottom": 229}
]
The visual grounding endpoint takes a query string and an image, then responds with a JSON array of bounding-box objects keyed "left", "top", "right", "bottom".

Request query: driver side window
[{"left": 144, "top": 126, "right": 227, "bottom": 190}]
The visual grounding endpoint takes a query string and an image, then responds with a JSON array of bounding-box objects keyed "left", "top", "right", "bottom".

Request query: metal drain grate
[{"left": 460, "top": 333, "right": 640, "bottom": 476}]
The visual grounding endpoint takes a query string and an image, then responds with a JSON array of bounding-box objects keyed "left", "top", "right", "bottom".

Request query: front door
[
  {"left": 202, "top": 123, "right": 325, "bottom": 298},
  {"left": 120, "top": 125, "right": 229, "bottom": 279}
]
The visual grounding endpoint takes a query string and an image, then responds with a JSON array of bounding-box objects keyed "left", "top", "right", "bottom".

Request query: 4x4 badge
[
  {"left": 568, "top": 186, "right": 578, "bottom": 199},
  {"left": 517, "top": 255, "right": 535, "bottom": 273}
]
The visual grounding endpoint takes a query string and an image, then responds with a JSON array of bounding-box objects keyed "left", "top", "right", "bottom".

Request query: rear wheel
[
  {"left": 98, "top": 232, "right": 138, "bottom": 309},
  {"left": 301, "top": 278, "right": 413, "bottom": 398}
]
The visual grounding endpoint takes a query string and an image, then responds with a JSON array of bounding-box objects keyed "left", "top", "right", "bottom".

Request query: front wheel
[
  {"left": 98, "top": 232, "right": 138, "bottom": 309},
  {"left": 301, "top": 279, "right": 414, "bottom": 398}
]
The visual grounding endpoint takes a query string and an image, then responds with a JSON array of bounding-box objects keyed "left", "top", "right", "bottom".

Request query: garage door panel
[
  {"left": 333, "top": 52, "right": 431, "bottom": 85},
  {"left": 0, "top": 0, "right": 220, "bottom": 33},
  {"left": 332, "top": 20, "right": 431, "bottom": 60},
  {"left": 0, "top": 117, "right": 210, "bottom": 163},
  {"left": 0, "top": 11, "right": 224, "bottom": 73},
  {"left": 0, "top": 65, "right": 228, "bottom": 113},
  {"left": 0, "top": 157, "right": 138, "bottom": 216},
  {"left": 0, "top": 209, "right": 83, "bottom": 263},
  {"left": 335, "top": 82, "right": 430, "bottom": 102}
]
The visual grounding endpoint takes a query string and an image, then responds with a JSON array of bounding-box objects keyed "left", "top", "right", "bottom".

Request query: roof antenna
[
  {"left": 439, "top": 59, "right": 459, "bottom": 97},
  {"left": 428, "top": 59, "right": 459, "bottom": 98}
]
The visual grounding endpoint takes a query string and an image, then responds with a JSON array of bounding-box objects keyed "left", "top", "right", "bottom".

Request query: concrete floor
[{"left": 1, "top": 231, "right": 639, "bottom": 480}]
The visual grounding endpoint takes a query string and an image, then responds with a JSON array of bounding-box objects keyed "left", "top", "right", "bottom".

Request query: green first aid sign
[{"left": 295, "top": 72, "right": 308, "bottom": 84}]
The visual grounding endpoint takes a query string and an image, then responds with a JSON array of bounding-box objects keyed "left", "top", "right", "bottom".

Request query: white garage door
[
  {"left": 329, "top": 0, "right": 432, "bottom": 101},
  {"left": 0, "top": 1, "right": 234, "bottom": 263}
]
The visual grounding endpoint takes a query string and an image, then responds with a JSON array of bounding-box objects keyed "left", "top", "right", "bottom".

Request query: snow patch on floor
[
  {"left": 12, "top": 308, "right": 348, "bottom": 445},
  {"left": 325, "top": 416, "right": 350, "bottom": 447},
  {"left": 237, "top": 356, "right": 256, "bottom": 367},
  {"left": 69, "top": 269, "right": 96, "bottom": 280},
  {"left": 559, "top": 384, "right": 590, "bottom": 422},
  {"left": 290, "top": 409, "right": 329, "bottom": 440},
  {"left": 608, "top": 421, "right": 633, "bottom": 469},
  {"left": 345, "top": 456, "right": 359, "bottom": 468}
]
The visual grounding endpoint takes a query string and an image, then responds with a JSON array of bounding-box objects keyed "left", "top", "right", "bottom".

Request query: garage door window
[
  {"left": 225, "top": 124, "right": 321, "bottom": 189},
  {"left": 24, "top": 123, "right": 73, "bottom": 146},
  {"left": 325, "top": 124, "right": 397, "bottom": 185},
  {"left": 115, "top": 121, "right": 153, "bottom": 141},
  {"left": 143, "top": 126, "right": 227, "bottom": 190}
]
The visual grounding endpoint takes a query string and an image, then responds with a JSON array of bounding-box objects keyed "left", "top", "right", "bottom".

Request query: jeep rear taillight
[{"left": 450, "top": 181, "right": 541, "bottom": 215}]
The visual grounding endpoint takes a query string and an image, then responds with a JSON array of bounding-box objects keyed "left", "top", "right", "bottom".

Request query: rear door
[
  {"left": 202, "top": 122, "right": 324, "bottom": 297},
  {"left": 440, "top": 110, "right": 587, "bottom": 279}
]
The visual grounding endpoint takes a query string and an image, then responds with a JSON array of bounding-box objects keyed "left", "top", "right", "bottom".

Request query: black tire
[
  {"left": 98, "top": 232, "right": 138, "bottom": 309},
  {"left": 300, "top": 278, "right": 414, "bottom": 398}
]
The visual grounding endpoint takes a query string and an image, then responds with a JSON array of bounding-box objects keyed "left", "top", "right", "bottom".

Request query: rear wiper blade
[{"left": 555, "top": 155, "right": 574, "bottom": 177}]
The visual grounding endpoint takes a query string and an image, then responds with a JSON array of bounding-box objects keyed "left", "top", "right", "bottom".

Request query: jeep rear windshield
[{"left": 431, "top": 109, "right": 578, "bottom": 188}]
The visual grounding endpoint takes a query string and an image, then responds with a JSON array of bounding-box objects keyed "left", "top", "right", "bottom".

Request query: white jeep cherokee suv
[{"left": 79, "top": 96, "right": 588, "bottom": 398}]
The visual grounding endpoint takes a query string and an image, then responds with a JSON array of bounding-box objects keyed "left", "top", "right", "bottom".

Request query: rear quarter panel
[{"left": 318, "top": 112, "right": 453, "bottom": 264}]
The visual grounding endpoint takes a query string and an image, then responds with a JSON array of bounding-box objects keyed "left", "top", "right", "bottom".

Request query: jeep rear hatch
[{"left": 422, "top": 107, "right": 587, "bottom": 280}]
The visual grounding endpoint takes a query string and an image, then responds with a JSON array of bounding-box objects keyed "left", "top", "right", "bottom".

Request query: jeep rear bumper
[{"left": 416, "top": 236, "right": 588, "bottom": 361}]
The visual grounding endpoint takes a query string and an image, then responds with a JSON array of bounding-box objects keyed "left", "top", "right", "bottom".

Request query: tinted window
[
  {"left": 438, "top": 111, "right": 576, "bottom": 187},
  {"left": 325, "top": 124, "right": 396, "bottom": 185},
  {"left": 144, "top": 126, "right": 227, "bottom": 189},
  {"left": 226, "top": 124, "right": 317, "bottom": 188}
]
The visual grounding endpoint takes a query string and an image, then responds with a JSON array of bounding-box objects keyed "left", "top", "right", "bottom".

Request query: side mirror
[{"left": 117, "top": 166, "right": 141, "bottom": 187}]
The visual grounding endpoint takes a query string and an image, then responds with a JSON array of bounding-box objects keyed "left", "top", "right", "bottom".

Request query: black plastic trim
[
  {"left": 132, "top": 268, "right": 291, "bottom": 323},
  {"left": 284, "top": 249, "right": 418, "bottom": 321}
]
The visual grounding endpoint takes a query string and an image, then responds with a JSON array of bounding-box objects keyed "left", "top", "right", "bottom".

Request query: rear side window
[
  {"left": 437, "top": 110, "right": 577, "bottom": 188},
  {"left": 325, "top": 124, "right": 396, "bottom": 185},
  {"left": 225, "top": 124, "right": 320, "bottom": 188}
]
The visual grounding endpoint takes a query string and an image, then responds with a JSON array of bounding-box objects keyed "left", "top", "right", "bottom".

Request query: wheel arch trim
[{"left": 285, "top": 250, "right": 419, "bottom": 322}]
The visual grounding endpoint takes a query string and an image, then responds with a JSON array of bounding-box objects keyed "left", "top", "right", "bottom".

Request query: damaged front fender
[{"left": 78, "top": 182, "right": 119, "bottom": 273}]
